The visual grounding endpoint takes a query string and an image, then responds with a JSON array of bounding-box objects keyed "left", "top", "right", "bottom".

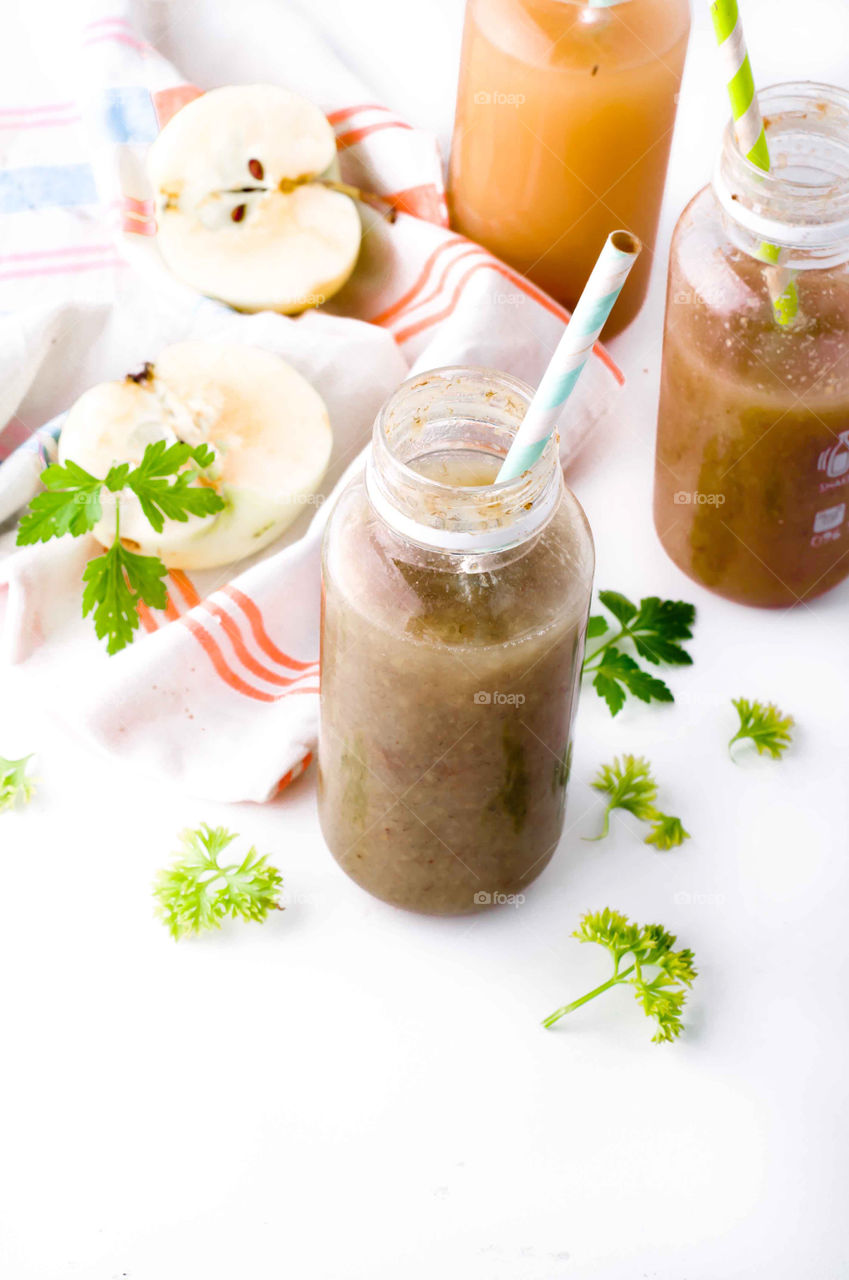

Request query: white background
[{"left": 2, "top": 1, "right": 849, "bottom": 1277}]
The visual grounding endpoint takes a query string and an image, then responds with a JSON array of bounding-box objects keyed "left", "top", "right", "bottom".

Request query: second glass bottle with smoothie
[
  {"left": 448, "top": 0, "right": 690, "bottom": 334},
  {"left": 654, "top": 83, "right": 849, "bottom": 608}
]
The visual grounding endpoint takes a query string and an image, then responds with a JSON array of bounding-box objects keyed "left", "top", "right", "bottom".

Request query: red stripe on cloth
[
  {"left": 380, "top": 184, "right": 448, "bottom": 225},
  {"left": 0, "top": 243, "right": 117, "bottom": 263},
  {"left": 0, "top": 101, "right": 75, "bottom": 116},
  {"left": 123, "top": 194, "right": 154, "bottom": 215},
  {"left": 276, "top": 751, "right": 314, "bottom": 792},
  {"left": 369, "top": 236, "right": 465, "bottom": 326},
  {"left": 0, "top": 419, "right": 30, "bottom": 457},
  {"left": 152, "top": 84, "right": 204, "bottom": 129},
  {"left": 82, "top": 32, "right": 146, "bottom": 52},
  {"left": 180, "top": 615, "right": 279, "bottom": 702},
  {"left": 0, "top": 115, "right": 81, "bottom": 131},
  {"left": 335, "top": 119, "right": 413, "bottom": 151},
  {"left": 122, "top": 216, "right": 156, "bottom": 236},
  {"left": 136, "top": 600, "right": 158, "bottom": 633},
  {"left": 82, "top": 16, "right": 134, "bottom": 31},
  {"left": 168, "top": 569, "right": 200, "bottom": 608},
  {"left": 326, "top": 103, "right": 393, "bottom": 126},
  {"left": 393, "top": 258, "right": 490, "bottom": 344},
  {"left": 201, "top": 600, "right": 320, "bottom": 688},
  {"left": 222, "top": 586, "right": 316, "bottom": 672},
  {"left": 386, "top": 245, "right": 487, "bottom": 327},
  {"left": 0, "top": 257, "right": 125, "bottom": 282}
]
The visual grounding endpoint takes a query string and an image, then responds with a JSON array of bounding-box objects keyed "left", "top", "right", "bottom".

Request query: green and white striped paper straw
[
  {"left": 496, "top": 231, "right": 641, "bottom": 483},
  {"left": 709, "top": 0, "right": 799, "bottom": 324}
]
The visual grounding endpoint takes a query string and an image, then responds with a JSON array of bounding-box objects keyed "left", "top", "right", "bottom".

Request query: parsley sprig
[
  {"left": 588, "top": 755, "right": 690, "bottom": 849},
  {"left": 582, "top": 591, "right": 696, "bottom": 716},
  {"left": 153, "top": 824, "right": 283, "bottom": 940},
  {"left": 542, "top": 908, "right": 698, "bottom": 1043},
  {"left": 17, "top": 441, "right": 224, "bottom": 654},
  {"left": 0, "top": 754, "right": 36, "bottom": 814},
  {"left": 729, "top": 698, "right": 794, "bottom": 760}
]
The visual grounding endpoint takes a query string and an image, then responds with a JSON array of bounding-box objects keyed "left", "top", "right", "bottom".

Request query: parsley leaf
[
  {"left": 645, "top": 813, "right": 691, "bottom": 851},
  {"left": 588, "top": 755, "right": 690, "bottom": 849},
  {"left": 542, "top": 907, "right": 698, "bottom": 1043},
  {"left": 729, "top": 698, "right": 794, "bottom": 760},
  {"left": 0, "top": 754, "right": 37, "bottom": 814},
  {"left": 583, "top": 591, "right": 696, "bottom": 715},
  {"left": 124, "top": 440, "right": 222, "bottom": 532},
  {"left": 610, "top": 594, "right": 695, "bottom": 666},
  {"left": 588, "top": 754, "right": 657, "bottom": 839},
  {"left": 153, "top": 824, "right": 283, "bottom": 940},
  {"left": 592, "top": 649, "right": 675, "bottom": 716},
  {"left": 16, "top": 438, "right": 226, "bottom": 655},
  {"left": 16, "top": 460, "right": 104, "bottom": 544},
  {"left": 82, "top": 541, "right": 168, "bottom": 656}
]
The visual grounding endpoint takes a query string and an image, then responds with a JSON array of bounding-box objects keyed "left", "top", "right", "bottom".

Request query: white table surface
[{"left": 2, "top": 1, "right": 849, "bottom": 1277}]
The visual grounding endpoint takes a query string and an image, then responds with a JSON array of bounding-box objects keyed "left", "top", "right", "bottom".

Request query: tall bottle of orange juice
[{"left": 448, "top": 0, "right": 690, "bottom": 335}]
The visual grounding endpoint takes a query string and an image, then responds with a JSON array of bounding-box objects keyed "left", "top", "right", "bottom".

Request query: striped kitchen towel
[{"left": 0, "top": 0, "right": 623, "bottom": 802}]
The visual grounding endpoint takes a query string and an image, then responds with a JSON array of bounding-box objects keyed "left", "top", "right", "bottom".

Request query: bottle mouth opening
[
  {"left": 715, "top": 82, "right": 849, "bottom": 257},
  {"left": 368, "top": 366, "right": 561, "bottom": 553}
]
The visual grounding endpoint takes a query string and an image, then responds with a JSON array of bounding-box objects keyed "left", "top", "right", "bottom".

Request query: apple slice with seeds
[
  {"left": 58, "top": 341, "right": 333, "bottom": 570},
  {"left": 148, "top": 84, "right": 362, "bottom": 314}
]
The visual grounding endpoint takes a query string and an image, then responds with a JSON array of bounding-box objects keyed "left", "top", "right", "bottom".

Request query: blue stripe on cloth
[
  {"left": 100, "top": 86, "right": 159, "bottom": 144},
  {"left": 0, "top": 165, "right": 98, "bottom": 213}
]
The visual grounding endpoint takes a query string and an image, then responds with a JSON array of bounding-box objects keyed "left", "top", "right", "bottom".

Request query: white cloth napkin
[{"left": 0, "top": 0, "right": 624, "bottom": 802}]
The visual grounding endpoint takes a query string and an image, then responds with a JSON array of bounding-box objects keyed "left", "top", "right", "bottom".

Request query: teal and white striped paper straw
[
  {"left": 496, "top": 231, "right": 641, "bottom": 483},
  {"left": 709, "top": 0, "right": 798, "bottom": 325}
]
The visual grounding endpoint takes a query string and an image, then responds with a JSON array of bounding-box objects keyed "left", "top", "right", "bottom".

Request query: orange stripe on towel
[
  {"left": 168, "top": 569, "right": 200, "bottom": 608},
  {"left": 276, "top": 751, "right": 314, "bottom": 792},
  {"left": 369, "top": 236, "right": 465, "bottom": 326},
  {"left": 222, "top": 586, "right": 316, "bottom": 672},
  {"left": 180, "top": 615, "right": 278, "bottom": 702},
  {"left": 201, "top": 600, "right": 320, "bottom": 687},
  {"left": 136, "top": 599, "right": 158, "bottom": 633},
  {"left": 326, "top": 102, "right": 391, "bottom": 126},
  {"left": 335, "top": 119, "right": 413, "bottom": 150},
  {"left": 387, "top": 245, "right": 487, "bottom": 327},
  {"left": 379, "top": 183, "right": 448, "bottom": 224},
  {"left": 152, "top": 84, "right": 204, "bottom": 129}
]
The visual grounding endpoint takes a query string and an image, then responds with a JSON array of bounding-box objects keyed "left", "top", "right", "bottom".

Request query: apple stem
[{"left": 316, "top": 179, "right": 398, "bottom": 222}]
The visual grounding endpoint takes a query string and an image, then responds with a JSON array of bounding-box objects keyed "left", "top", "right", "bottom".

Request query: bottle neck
[
  {"left": 366, "top": 367, "right": 562, "bottom": 558},
  {"left": 712, "top": 82, "right": 849, "bottom": 270}
]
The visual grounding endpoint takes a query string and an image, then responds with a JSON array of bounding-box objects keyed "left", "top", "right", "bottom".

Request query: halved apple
[
  {"left": 58, "top": 342, "right": 332, "bottom": 569},
  {"left": 147, "top": 84, "right": 361, "bottom": 313}
]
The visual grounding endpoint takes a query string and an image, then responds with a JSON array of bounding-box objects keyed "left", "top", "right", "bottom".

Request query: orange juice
[{"left": 448, "top": 0, "right": 690, "bottom": 334}]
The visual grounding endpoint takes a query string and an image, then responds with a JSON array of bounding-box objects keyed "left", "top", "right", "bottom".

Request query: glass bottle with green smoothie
[
  {"left": 319, "top": 368, "right": 594, "bottom": 915},
  {"left": 654, "top": 83, "right": 849, "bottom": 607}
]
